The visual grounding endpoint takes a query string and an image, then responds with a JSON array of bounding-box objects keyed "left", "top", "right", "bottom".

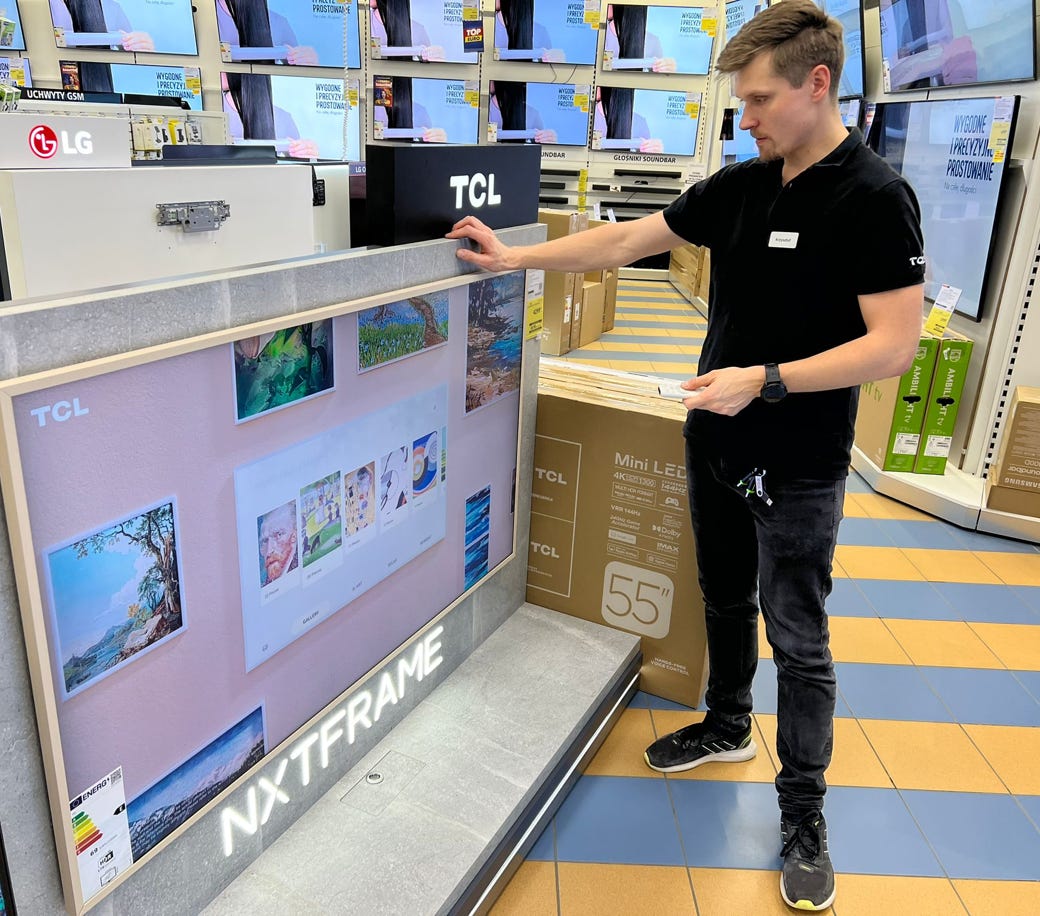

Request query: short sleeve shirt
[{"left": 662, "top": 128, "right": 925, "bottom": 478}]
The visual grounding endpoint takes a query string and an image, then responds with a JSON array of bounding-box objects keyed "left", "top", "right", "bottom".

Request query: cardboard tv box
[
  {"left": 587, "top": 217, "right": 620, "bottom": 331},
  {"left": 986, "top": 386, "right": 1040, "bottom": 518},
  {"left": 527, "top": 361, "right": 709, "bottom": 707},
  {"left": 537, "top": 209, "right": 587, "bottom": 356},
  {"left": 855, "top": 335, "right": 941, "bottom": 472},
  {"left": 913, "top": 331, "right": 974, "bottom": 475}
]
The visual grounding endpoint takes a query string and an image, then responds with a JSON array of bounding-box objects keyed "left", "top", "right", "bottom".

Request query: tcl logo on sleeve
[
  {"left": 29, "top": 125, "right": 93, "bottom": 159},
  {"left": 909, "top": 256, "right": 926, "bottom": 266}
]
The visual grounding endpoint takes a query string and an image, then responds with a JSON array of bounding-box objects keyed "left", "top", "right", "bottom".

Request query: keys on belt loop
[{"left": 737, "top": 467, "right": 773, "bottom": 507}]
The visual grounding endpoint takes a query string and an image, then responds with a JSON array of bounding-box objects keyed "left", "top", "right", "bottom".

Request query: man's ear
[{"left": 808, "top": 64, "right": 832, "bottom": 101}]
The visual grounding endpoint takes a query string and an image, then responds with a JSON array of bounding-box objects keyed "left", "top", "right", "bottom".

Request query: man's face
[
  {"left": 260, "top": 509, "right": 296, "bottom": 581},
  {"left": 734, "top": 51, "right": 818, "bottom": 162}
]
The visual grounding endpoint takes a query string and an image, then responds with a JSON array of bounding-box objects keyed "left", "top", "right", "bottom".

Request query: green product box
[
  {"left": 854, "top": 335, "right": 940, "bottom": 472},
  {"left": 913, "top": 332, "right": 974, "bottom": 475}
]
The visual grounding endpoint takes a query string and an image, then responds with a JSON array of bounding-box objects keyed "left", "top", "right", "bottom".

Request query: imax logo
[{"left": 450, "top": 172, "right": 502, "bottom": 209}]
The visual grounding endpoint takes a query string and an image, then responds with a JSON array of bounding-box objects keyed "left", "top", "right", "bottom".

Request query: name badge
[{"left": 768, "top": 231, "right": 799, "bottom": 249}]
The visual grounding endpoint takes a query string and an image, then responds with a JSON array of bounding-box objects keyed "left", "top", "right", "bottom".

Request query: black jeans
[{"left": 685, "top": 443, "right": 843, "bottom": 820}]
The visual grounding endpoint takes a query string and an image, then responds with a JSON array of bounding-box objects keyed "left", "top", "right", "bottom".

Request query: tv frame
[
  {"left": 603, "top": 3, "right": 717, "bottom": 76},
  {"left": 878, "top": 0, "right": 1038, "bottom": 94},
  {"left": 48, "top": 0, "right": 200, "bottom": 56},
  {"left": 493, "top": 0, "right": 600, "bottom": 66},
  {"left": 487, "top": 79, "right": 592, "bottom": 147},
  {"left": 592, "top": 84, "right": 702, "bottom": 157},
  {"left": 371, "top": 73, "right": 481, "bottom": 145},
  {"left": 865, "top": 94, "right": 1021, "bottom": 322}
]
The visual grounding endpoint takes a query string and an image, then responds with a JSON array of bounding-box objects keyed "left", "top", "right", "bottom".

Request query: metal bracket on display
[{"left": 155, "top": 200, "right": 232, "bottom": 233}]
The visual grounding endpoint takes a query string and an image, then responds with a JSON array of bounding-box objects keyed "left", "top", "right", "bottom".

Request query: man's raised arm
[{"left": 445, "top": 211, "right": 686, "bottom": 274}]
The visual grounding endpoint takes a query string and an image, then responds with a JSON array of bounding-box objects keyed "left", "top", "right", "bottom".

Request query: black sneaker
[
  {"left": 779, "top": 813, "right": 835, "bottom": 911},
  {"left": 643, "top": 719, "right": 757, "bottom": 773}
]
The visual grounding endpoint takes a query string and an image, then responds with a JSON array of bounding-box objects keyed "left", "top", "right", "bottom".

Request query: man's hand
[
  {"left": 678, "top": 366, "right": 764, "bottom": 415},
  {"left": 446, "top": 216, "right": 519, "bottom": 272}
]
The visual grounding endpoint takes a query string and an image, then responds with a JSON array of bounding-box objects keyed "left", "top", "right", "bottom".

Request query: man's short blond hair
[{"left": 717, "top": 0, "right": 845, "bottom": 100}]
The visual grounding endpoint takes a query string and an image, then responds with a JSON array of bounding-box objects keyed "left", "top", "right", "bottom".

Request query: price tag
[
  {"left": 585, "top": 0, "right": 600, "bottom": 27},
  {"left": 923, "top": 283, "right": 961, "bottom": 336},
  {"left": 574, "top": 92, "right": 589, "bottom": 112},
  {"left": 701, "top": 16, "right": 717, "bottom": 36},
  {"left": 464, "top": 89, "right": 480, "bottom": 106},
  {"left": 685, "top": 102, "right": 701, "bottom": 119}
]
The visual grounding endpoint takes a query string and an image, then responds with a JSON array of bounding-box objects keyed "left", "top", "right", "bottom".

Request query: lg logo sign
[{"left": 29, "top": 124, "right": 94, "bottom": 159}]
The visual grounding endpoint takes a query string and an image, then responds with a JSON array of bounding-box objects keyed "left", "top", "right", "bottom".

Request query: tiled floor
[{"left": 493, "top": 280, "right": 1040, "bottom": 915}]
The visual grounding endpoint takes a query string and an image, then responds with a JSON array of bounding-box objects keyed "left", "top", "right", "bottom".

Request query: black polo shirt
[{"left": 663, "top": 128, "right": 925, "bottom": 479}]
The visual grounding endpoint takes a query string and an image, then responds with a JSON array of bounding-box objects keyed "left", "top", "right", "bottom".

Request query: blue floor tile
[
  {"left": 827, "top": 579, "right": 876, "bottom": 618},
  {"left": 838, "top": 517, "right": 897, "bottom": 547},
  {"left": 901, "top": 790, "right": 1040, "bottom": 880},
  {"left": 598, "top": 333, "right": 693, "bottom": 346},
  {"left": 880, "top": 519, "right": 964, "bottom": 550},
  {"left": 613, "top": 319, "right": 704, "bottom": 330},
  {"left": 670, "top": 780, "right": 780, "bottom": 870},
  {"left": 527, "top": 819, "right": 555, "bottom": 861},
  {"left": 554, "top": 776, "right": 686, "bottom": 866},
  {"left": 1010, "top": 585, "right": 1040, "bottom": 615},
  {"left": 753, "top": 657, "right": 853, "bottom": 718},
  {"left": 835, "top": 663, "right": 952, "bottom": 722},
  {"left": 946, "top": 526, "right": 1040, "bottom": 553},
  {"left": 917, "top": 667, "right": 1040, "bottom": 727},
  {"left": 826, "top": 786, "right": 943, "bottom": 876},
  {"left": 931, "top": 582, "right": 1040, "bottom": 624},
  {"left": 855, "top": 580, "right": 957, "bottom": 621},
  {"left": 1013, "top": 670, "right": 1040, "bottom": 705},
  {"left": 631, "top": 690, "right": 697, "bottom": 712},
  {"left": 845, "top": 472, "right": 872, "bottom": 494},
  {"left": 1017, "top": 795, "right": 1040, "bottom": 831}
]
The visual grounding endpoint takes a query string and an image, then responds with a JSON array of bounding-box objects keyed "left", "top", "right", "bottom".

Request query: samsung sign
[
  {"left": 365, "top": 143, "right": 540, "bottom": 246},
  {"left": 0, "top": 114, "right": 130, "bottom": 168}
]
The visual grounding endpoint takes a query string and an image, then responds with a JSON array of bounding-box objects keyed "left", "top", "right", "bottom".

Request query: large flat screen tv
[
  {"left": 593, "top": 86, "right": 701, "bottom": 156},
  {"left": 494, "top": 0, "right": 599, "bottom": 65},
  {"left": 372, "top": 75, "right": 480, "bottom": 144},
  {"left": 818, "top": 0, "right": 863, "bottom": 98},
  {"left": 223, "top": 72, "right": 361, "bottom": 161},
  {"left": 488, "top": 80, "right": 590, "bottom": 146},
  {"left": 1, "top": 0, "right": 26, "bottom": 51},
  {"left": 604, "top": 4, "right": 715, "bottom": 75},
  {"left": 724, "top": 0, "right": 765, "bottom": 45},
  {"left": 215, "top": 0, "right": 361, "bottom": 68},
  {"left": 61, "top": 62, "right": 202, "bottom": 108},
  {"left": 48, "top": 0, "right": 198, "bottom": 55},
  {"left": 370, "top": 0, "right": 477, "bottom": 63},
  {"left": 879, "top": 0, "right": 1036, "bottom": 91},
  {"left": 866, "top": 95, "right": 1020, "bottom": 321},
  {"left": 0, "top": 55, "right": 30, "bottom": 86}
]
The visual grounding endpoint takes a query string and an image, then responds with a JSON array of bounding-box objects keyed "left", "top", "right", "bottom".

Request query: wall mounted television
[
  {"left": 0, "top": 55, "right": 29, "bottom": 86},
  {"left": 494, "top": 0, "right": 599, "bottom": 65},
  {"left": 48, "top": 0, "right": 198, "bottom": 55},
  {"left": 603, "top": 4, "right": 715, "bottom": 75},
  {"left": 223, "top": 72, "right": 361, "bottom": 161},
  {"left": 1, "top": 0, "right": 26, "bottom": 51},
  {"left": 879, "top": 0, "right": 1036, "bottom": 91},
  {"left": 488, "top": 79, "right": 590, "bottom": 146},
  {"left": 369, "top": 0, "right": 478, "bottom": 63},
  {"left": 372, "top": 74, "right": 480, "bottom": 144},
  {"left": 61, "top": 62, "right": 202, "bottom": 109},
  {"left": 866, "top": 95, "right": 1020, "bottom": 321},
  {"left": 215, "top": 0, "right": 362, "bottom": 69},
  {"left": 0, "top": 270, "right": 526, "bottom": 912},
  {"left": 724, "top": 0, "right": 765, "bottom": 45},
  {"left": 593, "top": 86, "right": 701, "bottom": 156}
]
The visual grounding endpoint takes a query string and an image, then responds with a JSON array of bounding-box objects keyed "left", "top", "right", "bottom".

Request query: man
[
  {"left": 447, "top": 1, "right": 924, "bottom": 910},
  {"left": 259, "top": 501, "right": 298, "bottom": 587}
]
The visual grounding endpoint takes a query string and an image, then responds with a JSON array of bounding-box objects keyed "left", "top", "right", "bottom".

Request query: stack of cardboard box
[
  {"left": 536, "top": 209, "right": 620, "bottom": 355},
  {"left": 986, "top": 386, "right": 1040, "bottom": 518},
  {"left": 669, "top": 242, "right": 710, "bottom": 313},
  {"left": 855, "top": 329, "right": 974, "bottom": 475},
  {"left": 527, "top": 359, "right": 709, "bottom": 707}
]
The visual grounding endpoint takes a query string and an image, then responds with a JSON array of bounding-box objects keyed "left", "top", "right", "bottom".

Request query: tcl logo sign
[{"left": 29, "top": 125, "right": 93, "bottom": 159}]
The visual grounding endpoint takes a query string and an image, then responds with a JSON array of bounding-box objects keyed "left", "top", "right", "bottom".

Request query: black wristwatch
[{"left": 761, "top": 363, "right": 788, "bottom": 403}]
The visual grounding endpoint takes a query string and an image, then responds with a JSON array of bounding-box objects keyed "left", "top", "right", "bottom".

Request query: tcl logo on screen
[{"left": 29, "top": 125, "right": 94, "bottom": 159}]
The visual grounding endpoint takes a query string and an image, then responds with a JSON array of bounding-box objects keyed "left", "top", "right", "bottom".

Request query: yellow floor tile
[
  {"left": 574, "top": 341, "right": 607, "bottom": 351},
  {"left": 557, "top": 863, "right": 694, "bottom": 915},
  {"left": 584, "top": 708, "right": 659, "bottom": 778},
  {"left": 489, "top": 861, "right": 558, "bottom": 916},
  {"left": 561, "top": 356, "right": 614, "bottom": 368},
  {"left": 842, "top": 493, "right": 871, "bottom": 517},
  {"left": 849, "top": 492, "right": 935, "bottom": 521},
  {"left": 756, "top": 714, "right": 892, "bottom": 788},
  {"left": 636, "top": 342, "right": 689, "bottom": 354},
  {"left": 835, "top": 875, "right": 966, "bottom": 915},
  {"left": 758, "top": 616, "right": 772, "bottom": 658},
  {"left": 962, "top": 724, "right": 1040, "bottom": 794},
  {"left": 953, "top": 878, "right": 1040, "bottom": 916},
  {"left": 674, "top": 345, "right": 704, "bottom": 355},
  {"left": 883, "top": 619, "right": 1003, "bottom": 669},
  {"left": 650, "top": 710, "right": 778, "bottom": 782},
  {"left": 828, "top": 617, "right": 913, "bottom": 664},
  {"left": 617, "top": 326, "right": 680, "bottom": 337},
  {"left": 974, "top": 551, "right": 1040, "bottom": 586},
  {"left": 690, "top": 867, "right": 831, "bottom": 915},
  {"left": 967, "top": 622, "right": 1040, "bottom": 671},
  {"left": 903, "top": 548, "right": 1004, "bottom": 585},
  {"left": 609, "top": 360, "right": 654, "bottom": 372},
  {"left": 651, "top": 361, "right": 700, "bottom": 374},
  {"left": 858, "top": 720, "right": 1006, "bottom": 793},
  {"left": 834, "top": 545, "right": 925, "bottom": 580},
  {"left": 831, "top": 557, "right": 849, "bottom": 578}
]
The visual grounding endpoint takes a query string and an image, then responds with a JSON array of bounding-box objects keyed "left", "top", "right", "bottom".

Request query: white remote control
[{"left": 657, "top": 381, "right": 699, "bottom": 400}]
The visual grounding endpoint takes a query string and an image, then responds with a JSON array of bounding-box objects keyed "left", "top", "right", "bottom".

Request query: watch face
[{"left": 762, "top": 382, "right": 787, "bottom": 403}]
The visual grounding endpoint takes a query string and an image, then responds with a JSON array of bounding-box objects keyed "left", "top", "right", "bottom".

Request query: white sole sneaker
[{"left": 643, "top": 738, "right": 758, "bottom": 774}]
